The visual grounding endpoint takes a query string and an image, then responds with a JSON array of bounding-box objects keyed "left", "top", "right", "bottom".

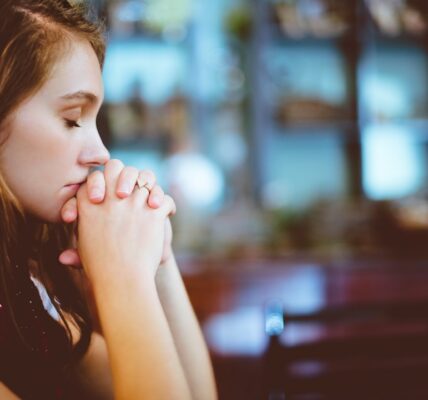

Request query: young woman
[{"left": 0, "top": 0, "right": 217, "bottom": 399}]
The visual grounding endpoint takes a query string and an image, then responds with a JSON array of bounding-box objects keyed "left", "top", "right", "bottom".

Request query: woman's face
[{"left": 0, "top": 39, "right": 110, "bottom": 223}]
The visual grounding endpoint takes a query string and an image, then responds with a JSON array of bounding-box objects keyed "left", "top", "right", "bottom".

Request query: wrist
[
  {"left": 91, "top": 260, "right": 157, "bottom": 301},
  {"left": 157, "top": 251, "right": 176, "bottom": 272},
  {"left": 155, "top": 252, "right": 178, "bottom": 285}
]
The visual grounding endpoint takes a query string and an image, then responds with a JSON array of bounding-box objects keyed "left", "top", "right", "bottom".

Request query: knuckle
[
  {"left": 162, "top": 196, "right": 176, "bottom": 213},
  {"left": 89, "top": 170, "right": 104, "bottom": 183},
  {"left": 94, "top": 169, "right": 105, "bottom": 179},
  {"left": 141, "top": 169, "right": 156, "bottom": 182},
  {"left": 107, "top": 158, "right": 124, "bottom": 170},
  {"left": 164, "top": 194, "right": 174, "bottom": 203},
  {"left": 152, "top": 184, "right": 164, "bottom": 194},
  {"left": 126, "top": 166, "right": 139, "bottom": 175},
  {"left": 87, "top": 170, "right": 100, "bottom": 183}
]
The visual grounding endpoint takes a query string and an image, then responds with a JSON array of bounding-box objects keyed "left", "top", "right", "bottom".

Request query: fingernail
[
  {"left": 64, "top": 210, "right": 75, "bottom": 220},
  {"left": 118, "top": 183, "right": 131, "bottom": 195},
  {"left": 90, "top": 188, "right": 103, "bottom": 200},
  {"left": 151, "top": 195, "right": 160, "bottom": 205},
  {"left": 59, "top": 254, "right": 69, "bottom": 265}
]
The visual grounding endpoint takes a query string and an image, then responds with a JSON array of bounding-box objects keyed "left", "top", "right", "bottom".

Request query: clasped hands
[{"left": 58, "top": 159, "right": 174, "bottom": 269}]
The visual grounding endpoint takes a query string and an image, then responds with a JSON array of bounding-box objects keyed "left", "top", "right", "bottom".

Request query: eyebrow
[{"left": 60, "top": 91, "right": 100, "bottom": 104}]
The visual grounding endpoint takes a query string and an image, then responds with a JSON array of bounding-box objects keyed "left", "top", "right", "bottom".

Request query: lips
[
  {"left": 66, "top": 179, "right": 86, "bottom": 187},
  {"left": 64, "top": 183, "right": 82, "bottom": 195}
]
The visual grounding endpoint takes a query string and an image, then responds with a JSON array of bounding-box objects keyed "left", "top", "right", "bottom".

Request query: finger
[
  {"left": 58, "top": 248, "right": 82, "bottom": 269},
  {"left": 136, "top": 169, "right": 156, "bottom": 192},
  {"left": 159, "top": 195, "right": 177, "bottom": 217},
  {"left": 116, "top": 166, "right": 139, "bottom": 198},
  {"left": 132, "top": 180, "right": 151, "bottom": 207},
  {"left": 104, "top": 159, "right": 125, "bottom": 199},
  {"left": 132, "top": 169, "right": 157, "bottom": 207},
  {"left": 61, "top": 197, "right": 77, "bottom": 223},
  {"left": 148, "top": 185, "right": 165, "bottom": 208},
  {"left": 86, "top": 170, "right": 106, "bottom": 202}
]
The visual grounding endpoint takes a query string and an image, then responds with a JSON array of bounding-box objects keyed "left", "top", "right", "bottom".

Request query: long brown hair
[{"left": 0, "top": 0, "right": 105, "bottom": 366}]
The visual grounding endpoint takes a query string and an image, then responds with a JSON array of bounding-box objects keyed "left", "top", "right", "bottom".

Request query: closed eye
[{"left": 64, "top": 119, "right": 81, "bottom": 129}]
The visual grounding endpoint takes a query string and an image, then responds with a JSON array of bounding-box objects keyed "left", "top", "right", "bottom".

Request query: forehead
[{"left": 37, "top": 39, "right": 104, "bottom": 104}]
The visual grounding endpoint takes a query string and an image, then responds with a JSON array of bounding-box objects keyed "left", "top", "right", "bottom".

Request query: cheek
[
  {"left": 0, "top": 118, "right": 76, "bottom": 222},
  {"left": 2, "top": 123, "right": 61, "bottom": 185}
]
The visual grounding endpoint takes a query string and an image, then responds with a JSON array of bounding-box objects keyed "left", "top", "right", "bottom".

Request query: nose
[{"left": 78, "top": 129, "right": 111, "bottom": 168}]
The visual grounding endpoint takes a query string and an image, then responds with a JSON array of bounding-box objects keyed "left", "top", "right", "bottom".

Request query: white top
[{"left": 30, "top": 274, "right": 61, "bottom": 321}]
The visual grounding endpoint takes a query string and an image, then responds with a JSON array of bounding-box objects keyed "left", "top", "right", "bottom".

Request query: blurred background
[{"left": 83, "top": 0, "right": 428, "bottom": 398}]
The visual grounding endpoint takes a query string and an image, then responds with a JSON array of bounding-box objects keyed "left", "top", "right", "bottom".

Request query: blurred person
[{"left": 0, "top": 0, "right": 217, "bottom": 399}]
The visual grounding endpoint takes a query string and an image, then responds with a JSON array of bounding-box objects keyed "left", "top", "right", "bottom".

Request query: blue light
[
  {"left": 103, "top": 39, "right": 187, "bottom": 104},
  {"left": 362, "top": 124, "right": 426, "bottom": 199}
]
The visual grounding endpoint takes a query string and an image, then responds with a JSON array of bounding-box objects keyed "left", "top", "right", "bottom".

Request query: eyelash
[{"left": 64, "top": 119, "right": 81, "bottom": 129}]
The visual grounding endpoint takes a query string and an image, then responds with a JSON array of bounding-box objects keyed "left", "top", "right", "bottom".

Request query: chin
[
  {"left": 51, "top": 209, "right": 66, "bottom": 224},
  {"left": 26, "top": 206, "right": 64, "bottom": 224},
  {"left": 51, "top": 215, "right": 64, "bottom": 224}
]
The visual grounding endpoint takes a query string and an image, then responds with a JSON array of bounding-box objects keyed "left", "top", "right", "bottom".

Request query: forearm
[
  {"left": 155, "top": 254, "right": 218, "bottom": 400},
  {"left": 91, "top": 265, "right": 192, "bottom": 400}
]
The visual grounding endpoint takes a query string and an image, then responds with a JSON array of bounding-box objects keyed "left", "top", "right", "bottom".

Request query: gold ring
[{"left": 136, "top": 175, "right": 152, "bottom": 192}]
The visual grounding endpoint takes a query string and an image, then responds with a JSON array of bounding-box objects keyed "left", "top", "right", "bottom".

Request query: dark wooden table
[{"left": 181, "top": 258, "right": 428, "bottom": 399}]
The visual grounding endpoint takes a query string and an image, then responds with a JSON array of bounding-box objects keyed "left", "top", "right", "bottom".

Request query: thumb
[
  {"left": 58, "top": 248, "right": 83, "bottom": 269},
  {"left": 61, "top": 197, "right": 77, "bottom": 223}
]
